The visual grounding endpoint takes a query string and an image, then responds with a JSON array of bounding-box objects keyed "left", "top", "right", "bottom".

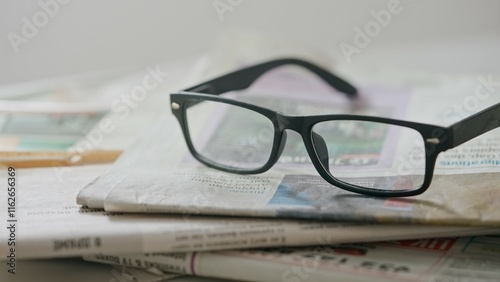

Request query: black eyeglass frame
[{"left": 170, "top": 58, "right": 500, "bottom": 197}]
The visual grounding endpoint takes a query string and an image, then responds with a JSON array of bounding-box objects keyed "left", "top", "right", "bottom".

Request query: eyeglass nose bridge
[
  {"left": 274, "top": 114, "right": 304, "bottom": 132},
  {"left": 273, "top": 114, "right": 330, "bottom": 172}
]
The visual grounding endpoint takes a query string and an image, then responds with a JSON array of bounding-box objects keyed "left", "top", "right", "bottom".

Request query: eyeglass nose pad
[
  {"left": 312, "top": 132, "right": 330, "bottom": 172},
  {"left": 275, "top": 131, "right": 288, "bottom": 162}
]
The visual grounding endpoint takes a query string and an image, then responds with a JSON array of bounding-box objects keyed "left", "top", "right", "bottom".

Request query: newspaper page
[
  {"left": 77, "top": 64, "right": 500, "bottom": 226},
  {"left": 84, "top": 235, "right": 500, "bottom": 282},
  {"left": 5, "top": 165, "right": 495, "bottom": 260}
]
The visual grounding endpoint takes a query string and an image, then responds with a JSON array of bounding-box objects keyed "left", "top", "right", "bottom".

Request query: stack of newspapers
[{"left": 2, "top": 42, "right": 500, "bottom": 281}]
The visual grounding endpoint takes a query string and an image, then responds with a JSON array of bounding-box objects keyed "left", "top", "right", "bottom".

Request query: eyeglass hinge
[
  {"left": 171, "top": 102, "right": 180, "bottom": 110},
  {"left": 426, "top": 138, "right": 440, "bottom": 145}
]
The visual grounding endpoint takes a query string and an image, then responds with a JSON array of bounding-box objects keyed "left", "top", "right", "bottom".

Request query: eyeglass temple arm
[
  {"left": 184, "top": 58, "right": 358, "bottom": 97},
  {"left": 449, "top": 102, "right": 500, "bottom": 147}
]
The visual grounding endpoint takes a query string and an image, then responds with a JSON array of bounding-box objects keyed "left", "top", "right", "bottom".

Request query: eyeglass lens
[{"left": 186, "top": 99, "right": 426, "bottom": 191}]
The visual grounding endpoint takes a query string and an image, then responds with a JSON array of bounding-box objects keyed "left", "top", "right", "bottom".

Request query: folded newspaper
[
  {"left": 84, "top": 235, "right": 500, "bottom": 282},
  {"left": 6, "top": 165, "right": 496, "bottom": 260},
  {"left": 77, "top": 63, "right": 500, "bottom": 226}
]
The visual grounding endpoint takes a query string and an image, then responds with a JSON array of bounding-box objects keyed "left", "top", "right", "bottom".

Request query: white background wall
[{"left": 1, "top": 0, "right": 500, "bottom": 84}]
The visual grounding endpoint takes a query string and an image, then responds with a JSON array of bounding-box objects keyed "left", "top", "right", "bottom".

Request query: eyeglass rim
[{"left": 171, "top": 92, "right": 451, "bottom": 197}]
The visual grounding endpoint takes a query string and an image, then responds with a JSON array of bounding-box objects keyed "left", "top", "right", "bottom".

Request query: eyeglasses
[{"left": 170, "top": 58, "right": 500, "bottom": 197}]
